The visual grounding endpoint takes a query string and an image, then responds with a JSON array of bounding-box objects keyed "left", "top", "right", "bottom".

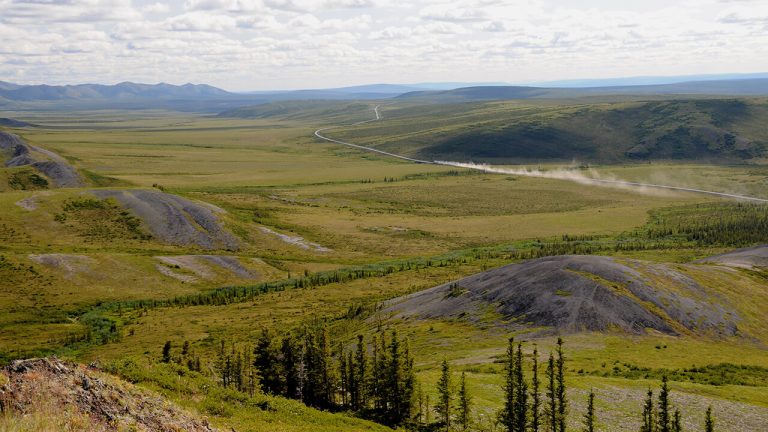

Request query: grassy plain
[{"left": 1, "top": 102, "right": 768, "bottom": 430}]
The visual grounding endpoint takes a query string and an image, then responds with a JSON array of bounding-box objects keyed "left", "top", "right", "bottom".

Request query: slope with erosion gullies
[
  {"left": 92, "top": 189, "right": 240, "bottom": 251},
  {"left": 381, "top": 246, "right": 768, "bottom": 340},
  {"left": 333, "top": 98, "right": 768, "bottom": 163},
  {"left": 0, "top": 131, "right": 83, "bottom": 187}
]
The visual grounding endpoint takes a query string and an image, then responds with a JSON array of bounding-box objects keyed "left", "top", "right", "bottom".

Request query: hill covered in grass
[
  {"left": 328, "top": 98, "right": 768, "bottom": 163},
  {"left": 397, "top": 79, "right": 768, "bottom": 102}
]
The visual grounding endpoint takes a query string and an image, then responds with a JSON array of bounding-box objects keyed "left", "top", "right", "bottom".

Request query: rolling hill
[
  {"left": 397, "top": 79, "right": 768, "bottom": 102},
  {"left": 325, "top": 98, "right": 768, "bottom": 163},
  {"left": 382, "top": 246, "right": 768, "bottom": 340}
]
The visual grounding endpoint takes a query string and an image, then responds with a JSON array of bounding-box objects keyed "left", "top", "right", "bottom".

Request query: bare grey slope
[
  {"left": 382, "top": 255, "right": 740, "bottom": 337},
  {"left": 0, "top": 131, "right": 83, "bottom": 187},
  {"left": 92, "top": 189, "right": 239, "bottom": 251},
  {"left": 697, "top": 245, "right": 768, "bottom": 269}
]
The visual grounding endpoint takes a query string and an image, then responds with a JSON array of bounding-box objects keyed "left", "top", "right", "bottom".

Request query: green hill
[{"left": 329, "top": 98, "right": 768, "bottom": 163}]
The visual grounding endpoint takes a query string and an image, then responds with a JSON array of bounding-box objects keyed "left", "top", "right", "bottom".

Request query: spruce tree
[
  {"left": 318, "top": 327, "right": 336, "bottom": 409},
  {"left": 302, "top": 329, "right": 319, "bottom": 406},
  {"left": 704, "top": 406, "right": 714, "bottom": 432},
  {"left": 401, "top": 337, "right": 416, "bottom": 424},
  {"left": 546, "top": 352, "right": 557, "bottom": 432},
  {"left": 556, "top": 338, "right": 567, "bottom": 432},
  {"left": 282, "top": 336, "right": 300, "bottom": 399},
  {"left": 162, "top": 341, "right": 172, "bottom": 363},
  {"left": 514, "top": 343, "right": 528, "bottom": 431},
  {"left": 457, "top": 372, "right": 472, "bottom": 431},
  {"left": 657, "top": 376, "right": 670, "bottom": 432},
  {"left": 436, "top": 359, "right": 453, "bottom": 431},
  {"left": 501, "top": 337, "right": 517, "bottom": 432},
  {"left": 353, "top": 334, "right": 368, "bottom": 411},
  {"left": 531, "top": 344, "right": 541, "bottom": 432},
  {"left": 386, "top": 330, "right": 403, "bottom": 425},
  {"left": 254, "top": 328, "right": 284, "bottom": 395},
  {"left": 346, "top": 351, "right": 355, "bottom": 410},
  {"left": 339, "top": 350, "right": 349, "bottom": 408},
  {"left": 640, "top": 389, "right": 655, "bottom": 432},
  {"left": 371, "top": 334, "right": 382, "bottom": 410},
  {"left": 583, "top": 389, "right": 595, "bottom": 432}
]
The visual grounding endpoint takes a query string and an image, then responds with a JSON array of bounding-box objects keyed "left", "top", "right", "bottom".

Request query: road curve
[
  {"left": 314, "top": 106, "right": 433, "bottom": 164},
  {"left": 314, "top": 106, "right": 768, "bottom": 203}
]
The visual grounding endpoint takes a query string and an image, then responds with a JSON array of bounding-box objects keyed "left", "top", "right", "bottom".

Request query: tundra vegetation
[{"left": 0, "top": 97, "right": 767, "bottom": 431}]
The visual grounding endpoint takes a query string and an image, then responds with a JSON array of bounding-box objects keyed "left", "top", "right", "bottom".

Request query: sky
[{"left": 0, "top": 0, "right": 767, "bottom": 91}]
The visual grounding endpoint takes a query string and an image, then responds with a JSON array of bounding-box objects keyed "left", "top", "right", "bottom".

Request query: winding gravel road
[{"left": 314, "top": 106, "right": 768, "bottom": 203}]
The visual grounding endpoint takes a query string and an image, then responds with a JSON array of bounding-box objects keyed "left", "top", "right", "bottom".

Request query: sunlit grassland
[
  {"left": 371, "top": 319, "right": 768, "bottom": 431},
  {"left": 10, "top": 113, "right": 451, "bottom": 188},
  {"left": 197, "top": 173, "right": 710, "bottom": 259},
  {"left": 2, "top": 105, "right": 768, "bottom": 430}
]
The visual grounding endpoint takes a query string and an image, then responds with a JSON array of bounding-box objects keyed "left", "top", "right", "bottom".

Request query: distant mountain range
[
  {"left": 397, "top": 79, "right": 768, "bottom": 102},
  {"left": 0, "top": 77, "right": 766, "bottom": 112},
  {"left": 529, "top": 72, "right": 768, "bottom": 88},
  {"left": 0, "top": 81, "right": 232, "bottom": 101}
]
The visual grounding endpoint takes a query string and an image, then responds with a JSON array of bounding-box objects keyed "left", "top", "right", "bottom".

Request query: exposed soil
[
  {"left": 155, "top": 263, "right": 198, "bottom": 283},
  {"left": 0, "top": 118, "right": 34, "bottom": 128},
  {"left": 15, "top": 196, "right": 38, "bottom": 210},
  {"left": 382, "top": 255, "right": 740, "bottom": 337},
  {"left": 0, "top": 358, "right": 216, "bottom": 431},
  {"left": 92, "top": 189, "right": 239, "bottom": 251},
  {"left": 155, "top": 255, "right": 257, "bottom": 281},
  {"left": 28, "top": 253, "right": 95, "bottom": 279},
  {"left": 696, "top": 245, "right": 768, "bottom": 269},
  {"left": 0, "top": 131, "right": 83, "bottom": 187},
  {"left": 260, "top": 226, "right": 331, "bottom": 252}
]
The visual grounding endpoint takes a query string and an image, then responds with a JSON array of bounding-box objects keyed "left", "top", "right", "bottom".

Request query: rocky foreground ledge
[{"left": 0, "top": 358, "right": 216, "bottom": 431}]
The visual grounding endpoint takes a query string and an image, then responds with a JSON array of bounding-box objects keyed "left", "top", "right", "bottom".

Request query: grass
[
  {"left": 329, "top": 98, "right": 768, "bottom": 164},
  {"left": 1, "top": 103, "right": 768, "bottom": 430}
]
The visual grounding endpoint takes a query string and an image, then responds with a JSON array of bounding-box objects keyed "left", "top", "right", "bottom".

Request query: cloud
[
  {"left": 324, "top": 0, "right": 376, "bottom": 7},
  {"left": 184, "top": 0, "right": 262, "bottom": 12},
  {"left": 420, "top": 5, "right": 487, "bottom": 22},
  {"left": 0, "top": 0, "right": 767, "bottom": 90},
  {"left": 165, "top": 12, "right": 237, "bottom": 32},
  {"left": 142, "top": 2, "right": 170, "bottom": 14},
  {"left": 1, "top": 0, "right": 141, "bottom": 23},
  {"left": 481, "top": 20, "right": 506, "bottom": 32}
]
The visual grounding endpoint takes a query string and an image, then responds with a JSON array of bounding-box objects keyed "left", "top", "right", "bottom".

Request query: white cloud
[
  {"left": 184, "top": 0, "right": 262, "bottom": 12},
  {"left": 420, "top": 4, "right": 487, "bottom": 22},
  {"left": 0, "top": 0, "right": 766, "bottom": 90},
  {"left": 165, "top": 12, "right": 237, "bottom": 31},
  {"left": 324, "top": 0, "right": 376, "bottom": 8},
  {"left": 142, "top": 2, "right": 171, "bottom": 14}
]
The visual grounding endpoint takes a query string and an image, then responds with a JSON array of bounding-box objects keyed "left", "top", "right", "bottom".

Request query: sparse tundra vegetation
[{"left": 1, "top": 87, "right": 768, "bottom": 431}]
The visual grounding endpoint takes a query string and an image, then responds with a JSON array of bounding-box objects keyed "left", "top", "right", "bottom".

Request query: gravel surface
[
  {"left": 92, "top": 189, "right": 239, "bottom": 250},
  {"left": 28, "top": 253, "right": 95, "bottom": 279},
  {"left": 0, "top": 131, "right": 83, "bottom": 187},
  {"left": 259, "top": 226, "right": 331, "bottom": 252},
  {"left": 696, "top": 245, "right": 768, "bottom": 269},
  {"left": 382, "top": 255, "right": 740, "bottom": 336},
  {"left": 155, "top": 255, "right": 256, "bottom": 280}
]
